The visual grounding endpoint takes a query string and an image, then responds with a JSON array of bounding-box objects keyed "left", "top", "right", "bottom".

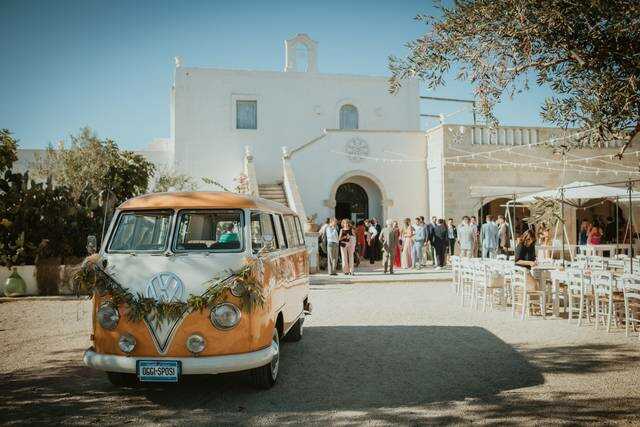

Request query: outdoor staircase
[{"left": 258, "top": 183, "right": 289, "bottom": 207}]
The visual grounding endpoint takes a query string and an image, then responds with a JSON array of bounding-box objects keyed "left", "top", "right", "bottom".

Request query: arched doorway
[{"left": 335, "top": 183, "right": 368, "bottom": 221}]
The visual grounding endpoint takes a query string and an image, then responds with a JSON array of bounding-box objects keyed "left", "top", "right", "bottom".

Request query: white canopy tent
[{"left": 507, "top": 181, "right": 640, "bottom": 263}]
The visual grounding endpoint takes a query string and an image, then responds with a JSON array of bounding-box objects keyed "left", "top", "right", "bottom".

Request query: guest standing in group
[
  {"left": 339, "top": 219, "right": 355, "bottom": 275},
  {"left": 579, "top": 220, "right": 590, "bottom": 246},
  {"left": 318, "top": 217, "right": 330, "bottom": 260},
  {"left": 480, "top": 215, "right": 499, "bottom": 258},
  {"left": 412, "top": 217, "right": 427, "bottom": 269},
  {"left": 380, "top": 220, "right": 399, "bottom": 274},
  {"left": 366, "top": 219, "right": 379, "bottom": 264},
  {"left": 457, "top": 216, "right": 474, "bottom": 257},
  {"left": 497, "top": 215, "right": 511, "bottom": 255},
  {"left": 588, "top": 222, "right": 603, "bottom": 245},
  {"left": 355, "top": 220, "right": 366, "bottom": 258},
  {"left": 433, "top": 218, "right": 449, "bottom": 269},
  {"left": 392, "top": 221, "right": 402, "bottom": 269},
  {"left": 470, "top": 216, "right": 479, "bottom": 257},
  {"left": 447, "top": 218, "right": 457, "bottom": 261},
  {"left": 325, "top": 218, "right": 339, "bottom": 275},
  {"left": 401, "top": 218, "right": 414, "bottom": 268},
  {"left": 372, "top": 218, "right": 382, "bottom": 261},
  {"left": 425, "top": 216, "right": 437, "bottom": 266}
]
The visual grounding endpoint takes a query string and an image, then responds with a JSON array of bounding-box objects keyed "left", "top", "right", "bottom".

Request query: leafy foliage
[
  {"left": 151, "top": 166, "right": 197, "bottom": 192},
  {"left": 0, "top": 128, "right": 156, "bottom": 267},
  {"left": 389, "top": 1, "right": 640, "bottom": 152},
  {"left": 525, "top": 198, "right": 563, "bottom": 227},
  {"left": 34, "top": 127, "right": 155, "bottom": 203}
]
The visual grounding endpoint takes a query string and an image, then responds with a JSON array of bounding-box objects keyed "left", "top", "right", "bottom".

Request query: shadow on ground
[{"left": 0, "top": 326, "right": 637, "bottom": 424}]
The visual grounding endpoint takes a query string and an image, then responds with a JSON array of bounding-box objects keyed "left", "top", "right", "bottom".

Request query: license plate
[{"left": 137, "top": 360, "right": 181, "bottom": 382}]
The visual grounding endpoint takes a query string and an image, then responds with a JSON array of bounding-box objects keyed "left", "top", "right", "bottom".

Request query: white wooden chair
[
  {"left": 451, "top": 255, "right": 462, "bottom": 295},
  {"left": 589, "top": 256, "right": 606, "bottom": 271},
  {"left": 592, "top": 270, "right": 619, "bottom": 332},
  {"left": 622, "top": 275, "right": 640, "bottom": 340},
  {"left": 511, "top": 266, "right": 546, "bottom": 320},
  {"left": 566, "top": 268, "right": 592, "bottom": 326},
  {"left": 459, "top": 260, "right": 475, "bottom": 307}
]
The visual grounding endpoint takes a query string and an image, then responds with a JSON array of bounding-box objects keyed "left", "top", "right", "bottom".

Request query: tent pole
[
  {"left": 561, "top": 186, "right": 566, "bottom": 267},
  {"left": 512, "top": 193, "right": 517, "bottom": 249},
  {"left": 629, "top": 179, "right": 634, "bottom": 273},
  {"left": 616, "top": 196, "right": 619, "bottom": 255}
]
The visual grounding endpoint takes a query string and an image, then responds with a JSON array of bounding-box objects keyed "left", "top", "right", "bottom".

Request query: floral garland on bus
[{"left": 73, "top": 254, "right": 266, "bottom": 325}]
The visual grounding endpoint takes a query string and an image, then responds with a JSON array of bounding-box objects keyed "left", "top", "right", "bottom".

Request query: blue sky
[{"left": 1, "top": 0, "right": 552, "bottom": 150}]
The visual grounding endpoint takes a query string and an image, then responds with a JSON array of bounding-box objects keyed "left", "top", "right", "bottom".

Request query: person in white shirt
[
  {"left": 457, "top": 216, "right": 474, "bottom": 257},
  {"left": 325, "top": 218, "right": 339, "bottom": 275}
]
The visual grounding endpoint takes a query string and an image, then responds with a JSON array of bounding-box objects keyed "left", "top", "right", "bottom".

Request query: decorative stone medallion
[{"left": 345, "top": 137, "right": 369, "bottom": 162}]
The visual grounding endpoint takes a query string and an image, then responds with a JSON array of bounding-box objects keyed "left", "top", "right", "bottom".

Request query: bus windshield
[
  {"left": 173, "top": 210, "right": 244, "bottom": 252},
  {"left": 108, "top": 211, "right": 173, "bottom": 252}
]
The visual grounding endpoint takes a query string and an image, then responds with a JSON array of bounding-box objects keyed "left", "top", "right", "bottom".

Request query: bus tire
[
  {"left": 285, "top": 317, "right": 303, "bottom": 342},
  {"left": 251, "top": 329, "right": 279, "bottom": 389},
  {"left": 106, "top": 372, "right": 137, "bottom": 387}
]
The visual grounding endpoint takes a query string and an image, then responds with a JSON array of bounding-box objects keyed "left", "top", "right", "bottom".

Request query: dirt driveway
[{"left": 1, "top": 282, "right": 640, "bottom": 425}]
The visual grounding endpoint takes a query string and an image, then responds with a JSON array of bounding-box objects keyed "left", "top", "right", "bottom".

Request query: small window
[
  {"left": 250, "top": 212, "right": 277, "bottom": 252},
  {"left": 109, "top": 211, "right": 172, "bottom": 253},
  {"left": 236, "top": 100, "right": 257, "bottom": 129},
  {"left": 273, "top": 214, "right": 287, "bottom": 248},
  {"left": 174, "top": 209, "right": 243, "bottom": 252},
  {"left": 339, "top": 104, "right": 358, "bottom": 130},
  {"left": 283, "top": 215, "right": 302, "bottom": 247},
  {"left": 294, "top": 216, "right": 305, "bottom": 246}
]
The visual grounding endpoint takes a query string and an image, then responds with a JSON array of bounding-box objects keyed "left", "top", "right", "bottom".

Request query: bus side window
[
  {"left": 294, "top": 216, "right": 305, "bottom": 247},
  {"left": 251, "top": 212, "right": 277, "bottom": 253},
  {"left": 273, "top": 214, "right": 287, "bottom": 249}
]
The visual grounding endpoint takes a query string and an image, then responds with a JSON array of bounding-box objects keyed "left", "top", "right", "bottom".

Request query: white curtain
[
  {"left": 339, "top": 104, "right": 358, "bottom": 129},
  {"left": 236, "top": 100, "right": 257, "bottom": 129}
]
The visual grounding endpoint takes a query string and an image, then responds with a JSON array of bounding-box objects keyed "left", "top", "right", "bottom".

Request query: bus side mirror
[{"left": 86, "top": 235, "right": 97, "bottom": 255}]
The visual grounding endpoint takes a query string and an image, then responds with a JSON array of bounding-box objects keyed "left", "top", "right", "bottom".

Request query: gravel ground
[{"left": 1, "top": 281, "right": 640, "bottom": 425}]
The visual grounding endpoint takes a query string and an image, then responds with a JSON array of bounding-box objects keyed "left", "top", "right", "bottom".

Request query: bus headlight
[
  {"left": 118, "top": 333, "right": 136, "bottom": 353},
  {"left": 97, "top": 302, "right": 119, "bottom": 330},
  {"left": 186, "top": 334, "right": 206, "bottom": 354},
  {"left": 210, "top": 303, "right": 241, "bottom": 330}
]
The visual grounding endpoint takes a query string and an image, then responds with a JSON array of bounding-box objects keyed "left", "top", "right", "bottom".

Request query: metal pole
[
  {"left": 616, "top": 196, "right": 619, "bottom": 255},
  {"left": 561, "top": 186, "right": 566, "bottom": 267},
  {"left": 629, "top": 179, "right": 634, "bottom": 273}
]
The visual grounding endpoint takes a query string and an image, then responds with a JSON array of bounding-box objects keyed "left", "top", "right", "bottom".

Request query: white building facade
[{"left": 171, "top": 34, "right": 426, "bottom": 225}]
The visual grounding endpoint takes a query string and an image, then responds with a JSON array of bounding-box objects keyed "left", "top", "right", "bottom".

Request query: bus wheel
[
  {"left": 285, "top": 317, "right": 304, "bottom": 342},
  {"left": 106, "top": 372, "right": 137, "bottom": 387},
  {"left": 251, "top": 329, "right": 279, "bottom": 389}
]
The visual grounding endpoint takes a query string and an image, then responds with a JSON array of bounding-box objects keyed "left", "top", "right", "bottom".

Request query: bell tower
[{"left": 284, "top": 33, "right": 318, "bottom": 73}]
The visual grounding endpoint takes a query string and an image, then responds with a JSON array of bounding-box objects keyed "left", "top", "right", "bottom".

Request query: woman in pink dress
[
  {"left": 401, "top": 218, "right": 414, "bottom": 269},
  {"left": 393, "top": 221, "right": 402, "bottom": 268}
]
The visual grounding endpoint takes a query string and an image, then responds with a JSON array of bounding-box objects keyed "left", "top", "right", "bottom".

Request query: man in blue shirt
[
  {"left": 480, "top": 215, "right": 500, "bottom": 259},
  {"left": 412, "top": 217, "right": 427, "bottom": 268}
]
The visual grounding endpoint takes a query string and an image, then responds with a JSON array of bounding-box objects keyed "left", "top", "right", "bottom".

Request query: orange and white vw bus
[{"left": 83, "top": 192, "right": 310, "bottom": 388}]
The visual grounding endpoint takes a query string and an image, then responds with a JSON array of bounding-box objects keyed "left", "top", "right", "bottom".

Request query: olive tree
[{"left": 389, "top": 0, "right": 640, "bottom": 154}]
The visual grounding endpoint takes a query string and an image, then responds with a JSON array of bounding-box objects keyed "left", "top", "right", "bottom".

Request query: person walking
[
  {"left": 380, "top": 220, "right": 399, "bottom": 274},
  {"left": 480, "top": 215, "right": 499, "bottom": 258},
  {"left": 412, "top": 217, "right": 427, "bottom": 269},
  {"left": 457, "top": 216, "right": 474, "bottom": 257},
  {"left": 339, "top": 219, "right": 355, "bottom": 275},
  {"left": 401, "top": 218, "right": 414, "bottom": 268},
  {"left": 325, "top": 218, "right": 339, "bottom": 275},
  {"left": 446, "top": 218, "right": 457, "bottom": 261},
  {"left": 433, "top": 218, "right": 449, "bottom": 269}
]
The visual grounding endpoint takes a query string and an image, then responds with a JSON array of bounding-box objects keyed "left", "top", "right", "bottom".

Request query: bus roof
[{"left": 117, "top": 191, "right": 297, "bottom": 215}]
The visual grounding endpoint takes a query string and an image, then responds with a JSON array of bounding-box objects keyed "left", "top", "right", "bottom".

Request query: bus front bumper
[{"left": 83, "top": 344, "right": 277, "bottom": 375}]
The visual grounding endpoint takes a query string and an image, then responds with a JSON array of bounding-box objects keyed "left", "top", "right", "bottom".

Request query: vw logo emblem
[{"left": 146, "top": 272, "right": 185, "bottom": 303}]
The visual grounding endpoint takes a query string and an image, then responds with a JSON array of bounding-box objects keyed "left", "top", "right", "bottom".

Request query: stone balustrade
[{"left": 445, "top": 124, "right": 623, "bottom": 148}]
